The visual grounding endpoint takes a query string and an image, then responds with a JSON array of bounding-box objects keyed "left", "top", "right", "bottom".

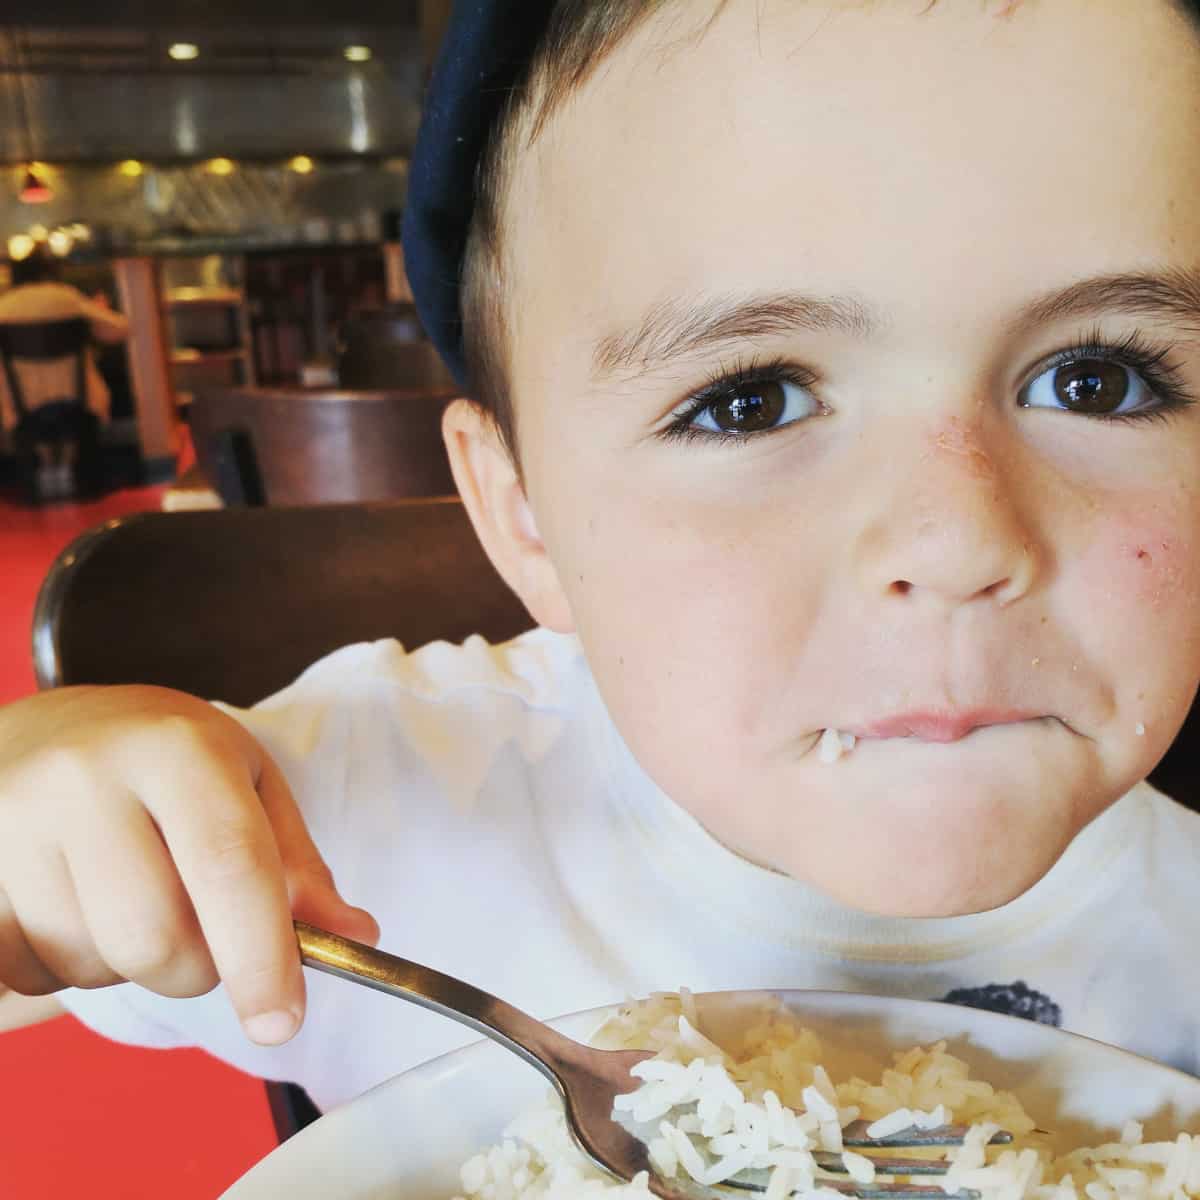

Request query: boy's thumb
[
  {"left": 255, "top": 751, "right": 382, "bottom": 947},
  {"left": 286, "top": 854, "right": 381, "bottom": 947}
]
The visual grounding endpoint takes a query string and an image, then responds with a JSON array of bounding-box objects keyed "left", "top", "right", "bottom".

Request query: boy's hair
[
  {"left": 458, "top": 0, "right": 1200, "bottom": 460},
  {"left": 461, "top": 0, "right": 712, "bottom": 458}
]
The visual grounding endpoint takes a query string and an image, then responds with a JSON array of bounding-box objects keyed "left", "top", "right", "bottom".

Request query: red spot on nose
[{"left": 932, "top": 419, "right": 995, "bottom": 481}]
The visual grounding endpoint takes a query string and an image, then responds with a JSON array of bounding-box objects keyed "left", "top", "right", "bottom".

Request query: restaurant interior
[{"left": 0, "top": 1, "right": 487, "bottom": 1195}]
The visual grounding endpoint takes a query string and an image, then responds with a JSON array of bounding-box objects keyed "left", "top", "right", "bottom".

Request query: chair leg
[
  {"left": 265, "top": 1079, "right": 322, "bottom": 1143},
  {"left": 72, "top": 415, "right": 104, "bottom": 498},
  {"left": 15, "top": 453, "right": 37, "bottom": 504},
  {"left": 211, "top": 428, "right": 267, "bottom": 507}
]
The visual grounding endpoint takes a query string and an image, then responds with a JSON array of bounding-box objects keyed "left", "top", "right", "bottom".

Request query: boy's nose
[{"left": 853, "top": 417, "right": 1039, "bottom": 610}]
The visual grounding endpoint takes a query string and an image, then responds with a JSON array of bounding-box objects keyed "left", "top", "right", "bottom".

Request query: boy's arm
[{"left": 0, "top": 984, "right": 65, "bottom": 1033}]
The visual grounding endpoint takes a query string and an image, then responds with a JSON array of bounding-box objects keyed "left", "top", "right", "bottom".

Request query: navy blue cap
[{"left": 402, "top": 0, "right": 557, "bottom": 392}]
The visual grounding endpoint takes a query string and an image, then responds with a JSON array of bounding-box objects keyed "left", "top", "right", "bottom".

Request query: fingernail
[{"left": 244, "top": 1008, "right": 299, "bottom": 1045}]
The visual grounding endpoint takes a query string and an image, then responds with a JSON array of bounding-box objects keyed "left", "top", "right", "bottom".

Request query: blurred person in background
[{"left": 0, "top": 246, "right": 129, "bottom": 499}]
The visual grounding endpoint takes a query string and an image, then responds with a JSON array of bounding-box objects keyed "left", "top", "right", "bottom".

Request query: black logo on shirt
[{"left": 938, "top": 981, "right": 1062, "bottom": 1027}]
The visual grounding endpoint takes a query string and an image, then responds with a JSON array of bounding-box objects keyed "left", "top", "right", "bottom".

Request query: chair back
[
  {"left": 33, "top": 498, "right": 534, "bottom": 708},
  {"left": 189, "top": 386, "right": 457, "bottom": 507},
  {"left": 336, "top": 309, "right": 454, "bottom": 391},
  {"left": 0, "top": 316, "right": 89, "bottom": 417}
]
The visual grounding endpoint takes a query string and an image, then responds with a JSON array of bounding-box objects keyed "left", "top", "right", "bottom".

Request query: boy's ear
[{"left": 442, "top": 397, "right": 575, "bottom": 633}]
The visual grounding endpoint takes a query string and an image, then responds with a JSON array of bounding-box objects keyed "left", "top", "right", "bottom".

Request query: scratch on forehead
[{"left": 932, "top": 416, "right": 996, "bottom": 480}]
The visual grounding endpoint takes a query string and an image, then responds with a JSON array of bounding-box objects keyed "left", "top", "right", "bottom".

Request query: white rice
[
  {"left": 817, "top": 730, "right": 857, "bottom": 764},
  {"left": 451, "top": 993, "right": 1200, "bottom": 1200}
]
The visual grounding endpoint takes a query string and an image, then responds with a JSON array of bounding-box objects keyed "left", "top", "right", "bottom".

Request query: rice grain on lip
[
  {"left": 818, "top": 730, "right": 857, "bottom": 764},
  {"left": 450, "top": 994, "right": 1200, "bottom": 1200}
]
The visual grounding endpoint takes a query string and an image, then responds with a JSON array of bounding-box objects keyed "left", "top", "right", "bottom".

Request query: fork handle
[{"left": 294, "top": 921, "right": 588, "bottom": 1090}]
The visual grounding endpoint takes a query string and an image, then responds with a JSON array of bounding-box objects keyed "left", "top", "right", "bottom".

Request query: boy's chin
[
  {"left": 778, "top": 798, "right": 1084, "bottom": 918},
  {"left": 809, "top": 853, "right": 1063, "bottom": 919},
  {"left": 799, "top": 727, "right": 1108, "bottom": 917},
  {"left": 749, "top": 759, "right": 1101, "bottom": 918},
  {"left": 666, "top": 716, "right": 1115, "bottom": 918}
]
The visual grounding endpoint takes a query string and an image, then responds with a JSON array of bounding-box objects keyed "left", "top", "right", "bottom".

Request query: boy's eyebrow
[
  {"left": 590, "top": 291, "right": 879, "bottom": 380},
  {"left": 1013, "top": 270, "right": 1200, "bottom": 334},
  {"left": 590, "top": 271, "right": 1200, "bottom": 382}
]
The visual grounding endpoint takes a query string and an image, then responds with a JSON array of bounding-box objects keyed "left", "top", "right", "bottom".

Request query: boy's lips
[{"left": 847, "top": 709, "right": 1045, "bottom": 744}]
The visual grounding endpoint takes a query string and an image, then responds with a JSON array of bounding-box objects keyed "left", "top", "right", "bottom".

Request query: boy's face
[{"left": 483, "top": 0, "right": 1200, "bottom": 915}]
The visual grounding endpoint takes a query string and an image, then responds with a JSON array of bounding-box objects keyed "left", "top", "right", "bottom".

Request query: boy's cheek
[
  {"left": 1074, "top": 503, "right": 1200, "bottom": 741},
  {"left": 550, "top": 493, "right": 829, "bottom": 752},
  {"left": 1081, "top": 504, "right": 1198, "bottom": 627},
  {"left": 1116, "top": 534, "right": 1192, "bottom": 614}
]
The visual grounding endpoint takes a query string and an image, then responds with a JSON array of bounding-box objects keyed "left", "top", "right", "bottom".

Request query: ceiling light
[
  {"left": 169, "top": 42, "right": 200, "bottom": 61},
  {"left": 118, "top": 159, "right": 145, "bottom": 178},
  {"left": 287, "top": 155, "right": 315, "bottom": 175},
  {"left": 18, "top": 164, "right": 51, "bottom": 205},
  {"left": 7, "top": 234, "right": 34, "bottom": 261},
  {"left": 344, "top": 45, "right": 372, "bottom": 63},
  {"left": 47, "top": 229, "right": 73, "bottom": 257},
  {"left": 205, "top": 157, "right": 235, "bottom": 176}
]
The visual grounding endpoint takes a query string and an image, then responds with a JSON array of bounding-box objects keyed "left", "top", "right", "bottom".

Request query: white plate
[{"left": 221, "top": 991, "right": 1200, "bottom": 1200}]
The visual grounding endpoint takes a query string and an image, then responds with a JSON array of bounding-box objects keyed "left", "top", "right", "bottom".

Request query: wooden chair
[
  {"left": 188, "top": 385, "right": 458, "bottom": 508},
  {"left": 335, "top": 311, "right": 455, "bottom": 391},
  {"left": 31, "top": 497, "right": 535, "bottom": 1137},
  {"left": 0, "top": 317, "right": 98, "bottom": 502}
]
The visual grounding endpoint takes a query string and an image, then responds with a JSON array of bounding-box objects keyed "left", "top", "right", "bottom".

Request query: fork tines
[
  {"left": 841, "top": 1121, "right": 1014, "bottom": 1149},
  {"left": 723, "top": 1178, "right": 980, "bottom": 1200},
  {"left": 721, "top": 1123, "right": 1014, "bottom": 1199}
]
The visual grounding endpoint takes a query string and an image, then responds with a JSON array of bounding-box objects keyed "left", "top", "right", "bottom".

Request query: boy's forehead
[{"left": 505, "top": 0, "right": 1200, "bottom": 396}]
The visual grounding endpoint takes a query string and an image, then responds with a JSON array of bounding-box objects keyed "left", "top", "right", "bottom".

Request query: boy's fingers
[
  {"left": 144, "top": 761, "right": 305, "bottom": 1045},
  {"left": 4, "top": 845, "right": 119, "bottom": 990},
  {"left": 0, "top": 886, "right": 62, "bottom": 996},
  {"left": 256, "top": 755, "right": 380, "bottom": 945},
  {"left": 65, "top": 797, "right": 217, "bottom": 999}
]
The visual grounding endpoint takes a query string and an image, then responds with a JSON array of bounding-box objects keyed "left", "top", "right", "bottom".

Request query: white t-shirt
[{"left": 59, "top": 630, "right": 1200, "bottom": 1113}]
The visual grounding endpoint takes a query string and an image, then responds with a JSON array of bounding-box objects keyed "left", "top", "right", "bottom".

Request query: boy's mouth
[{"left": 846, "top": 709, "right": 1044, "bottom": 744}]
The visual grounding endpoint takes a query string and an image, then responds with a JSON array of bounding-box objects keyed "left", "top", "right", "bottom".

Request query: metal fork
[
  {"left": 294, "top": 923, "right": 1011, "bottom": 1200},
  {"left": 719, "top": 1121, "right": 1013, "bottom": 1198}
]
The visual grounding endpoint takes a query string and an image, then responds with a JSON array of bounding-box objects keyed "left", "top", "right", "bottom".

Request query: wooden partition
[
  {"left": 112, "top": 256, "right": 178, "bottom": 471},
  {"left": 189, "top": 385, "right": 458, "bottom": 506}
]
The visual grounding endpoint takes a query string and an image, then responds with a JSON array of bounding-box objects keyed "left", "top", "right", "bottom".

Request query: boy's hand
[{"left": 0, "top": 686, "right": 379, "bottom": 1045}]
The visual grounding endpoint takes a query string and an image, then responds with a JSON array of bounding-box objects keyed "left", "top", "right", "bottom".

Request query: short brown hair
[{"left": 461, "top": 0, "right": 720, "bottom": 461}]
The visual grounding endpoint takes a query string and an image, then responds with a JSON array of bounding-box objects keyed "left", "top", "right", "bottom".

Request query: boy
[{"left": 3, "top": 0, "right": 1200, "bottom": 1123}]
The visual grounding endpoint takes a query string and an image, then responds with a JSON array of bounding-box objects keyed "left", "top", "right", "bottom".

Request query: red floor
[{"left": 0, "top": 486, "right": 278, "bottom": 1198}]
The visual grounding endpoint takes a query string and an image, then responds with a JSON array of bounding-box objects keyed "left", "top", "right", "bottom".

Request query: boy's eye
[
  {"left": 686, "top": 378, "right": 819, "bottom": 435},
  {"left": 1020, "top": 358, "right": 1151, "bottom": 417}
]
